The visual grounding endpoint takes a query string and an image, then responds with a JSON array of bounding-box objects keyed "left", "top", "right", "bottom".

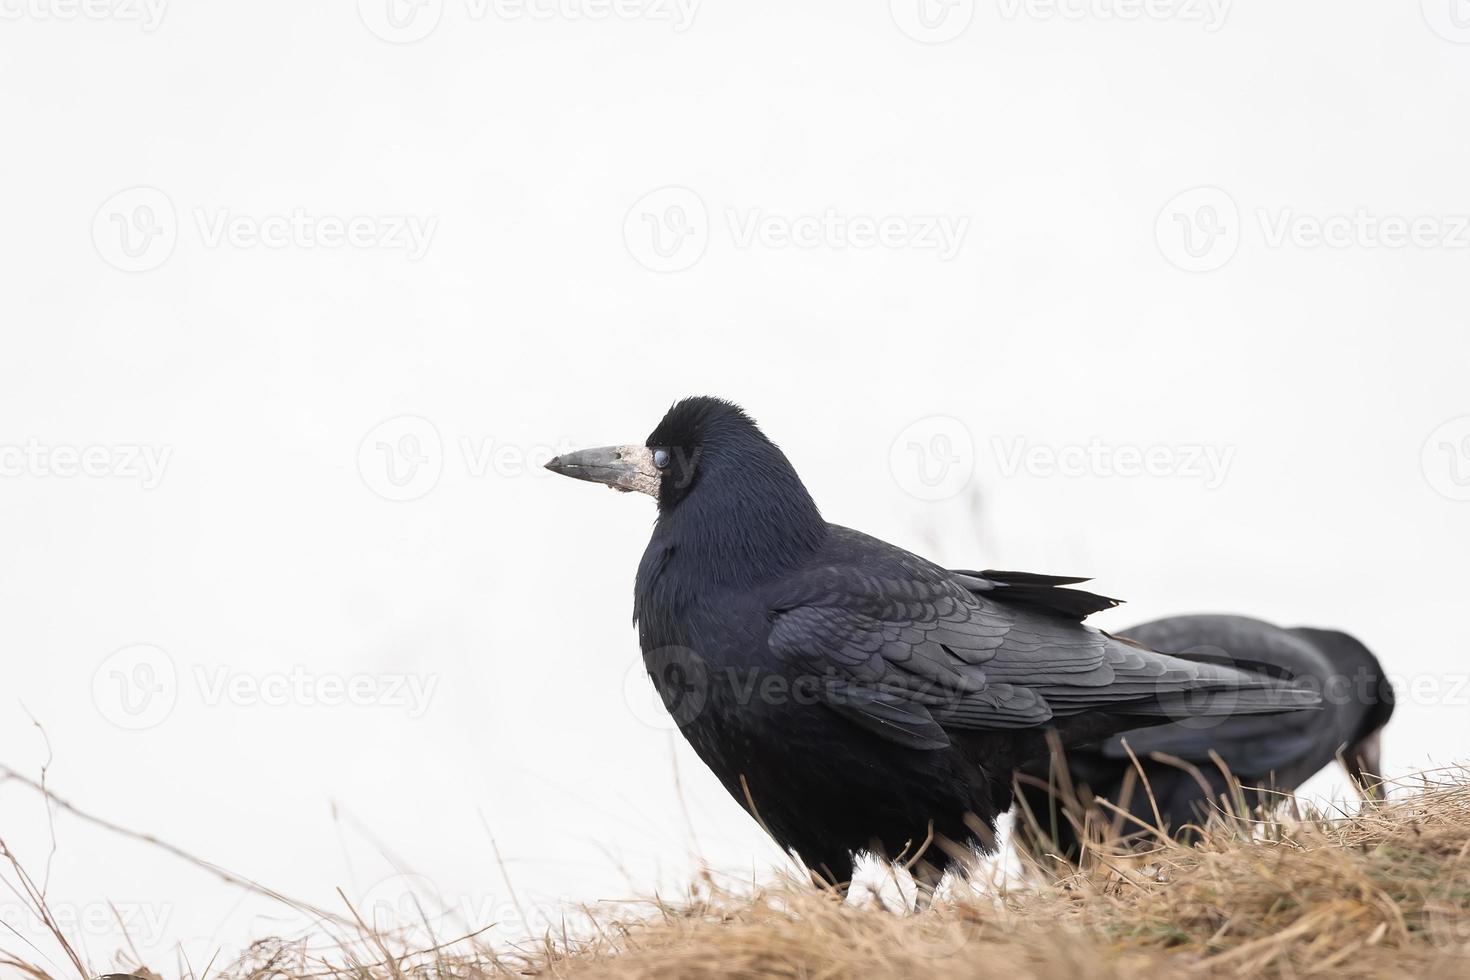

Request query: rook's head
[
  {"left": 1302, "top": 628, "right": 1395, "bottom": 800},
  {"left": 544, "top": 396, "right": 781, "bottom": 513}
]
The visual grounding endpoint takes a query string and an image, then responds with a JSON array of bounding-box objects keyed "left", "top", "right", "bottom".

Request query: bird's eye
[{"left": 652, "top": 448, "right": 671, "bottom": 470}]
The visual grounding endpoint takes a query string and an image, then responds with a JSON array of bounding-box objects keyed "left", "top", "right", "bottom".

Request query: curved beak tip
[{"left": 541, "top": 444, "right": 658, "bottom": 497}]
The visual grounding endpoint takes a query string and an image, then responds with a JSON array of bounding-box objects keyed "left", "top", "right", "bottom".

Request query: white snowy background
[{"left": 2, "top": 0, "right": 1469, "bottom": 972}]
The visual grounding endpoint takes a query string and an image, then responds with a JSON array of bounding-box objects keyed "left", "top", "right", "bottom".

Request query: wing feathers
[{"left": 765, "top": 527, "right": 1317, "bottom": 753}]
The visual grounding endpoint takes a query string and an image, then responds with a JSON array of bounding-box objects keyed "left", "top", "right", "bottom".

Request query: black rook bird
[
  {"left": 1016, "top": 614, "right": 1393, "bottom": 860},
  {"left": 546, "top": 397, "right": 1317, "bottom": 884}
]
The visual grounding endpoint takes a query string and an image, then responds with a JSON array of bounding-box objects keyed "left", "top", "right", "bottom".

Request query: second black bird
[{"left": 1015, "top": 614, "right": 1393, "bottom": 861}]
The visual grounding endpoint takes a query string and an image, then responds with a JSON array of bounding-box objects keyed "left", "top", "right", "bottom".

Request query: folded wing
[{"left": 766, "top": 528, "right": 1318, "bottom": 754}]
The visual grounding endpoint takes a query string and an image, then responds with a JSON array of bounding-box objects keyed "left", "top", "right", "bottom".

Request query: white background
[{"left": 2, "top": 0, "right": 1469, "bottom": 973}]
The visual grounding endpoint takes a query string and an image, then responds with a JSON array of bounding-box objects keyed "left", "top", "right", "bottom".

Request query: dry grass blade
[{"left": 4, "top": 770, "right": 1470, "bottom": 978}]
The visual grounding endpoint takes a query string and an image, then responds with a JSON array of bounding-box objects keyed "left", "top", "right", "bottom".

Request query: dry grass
[{"left": 6, "top": 771, "right": 1470, "bottom": 979}]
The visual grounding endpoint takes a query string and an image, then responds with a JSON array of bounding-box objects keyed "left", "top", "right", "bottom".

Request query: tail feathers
[
  {"left": 1115, "top": 638, "right": 1324, "bottom": 716},
  {"left": 1108, "top": 644, "right": 1323, "bottom": 719},
  {"left": 950, "top": 568, "right": 1122, "bottom": 620},
  {"left": 1166, "top": 649, "right": 1298, "bottom": 682},
  {"left": 1120, "top": 684, "right": 1321, "bottom": 719}
]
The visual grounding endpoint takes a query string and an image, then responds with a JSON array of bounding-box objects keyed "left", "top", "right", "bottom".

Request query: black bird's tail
[{"left": 1111, "top": 659, "right": 1323, "bottom": 719}]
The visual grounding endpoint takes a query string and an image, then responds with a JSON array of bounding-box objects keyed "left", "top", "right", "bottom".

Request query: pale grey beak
[{"left": 545, "top": 444, "right": 660, "bottom": 497}]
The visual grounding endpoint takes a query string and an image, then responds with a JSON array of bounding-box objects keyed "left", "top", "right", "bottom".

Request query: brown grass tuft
[{"left": 7, "top": 771, "right": 1470, "bottom": 979}]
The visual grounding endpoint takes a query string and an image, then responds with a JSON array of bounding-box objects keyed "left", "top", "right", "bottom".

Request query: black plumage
[
  {"left": 547, "top": 397, "right": 1319, "bottom": 883},
  {"left": 1016, "top": 614, "right": 1394, "bottom": 859}
]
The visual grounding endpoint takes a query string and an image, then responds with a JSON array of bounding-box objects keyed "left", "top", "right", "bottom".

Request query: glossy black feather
[{"left": 951, "top": 569, "right": 1123, "bottom": 620}]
